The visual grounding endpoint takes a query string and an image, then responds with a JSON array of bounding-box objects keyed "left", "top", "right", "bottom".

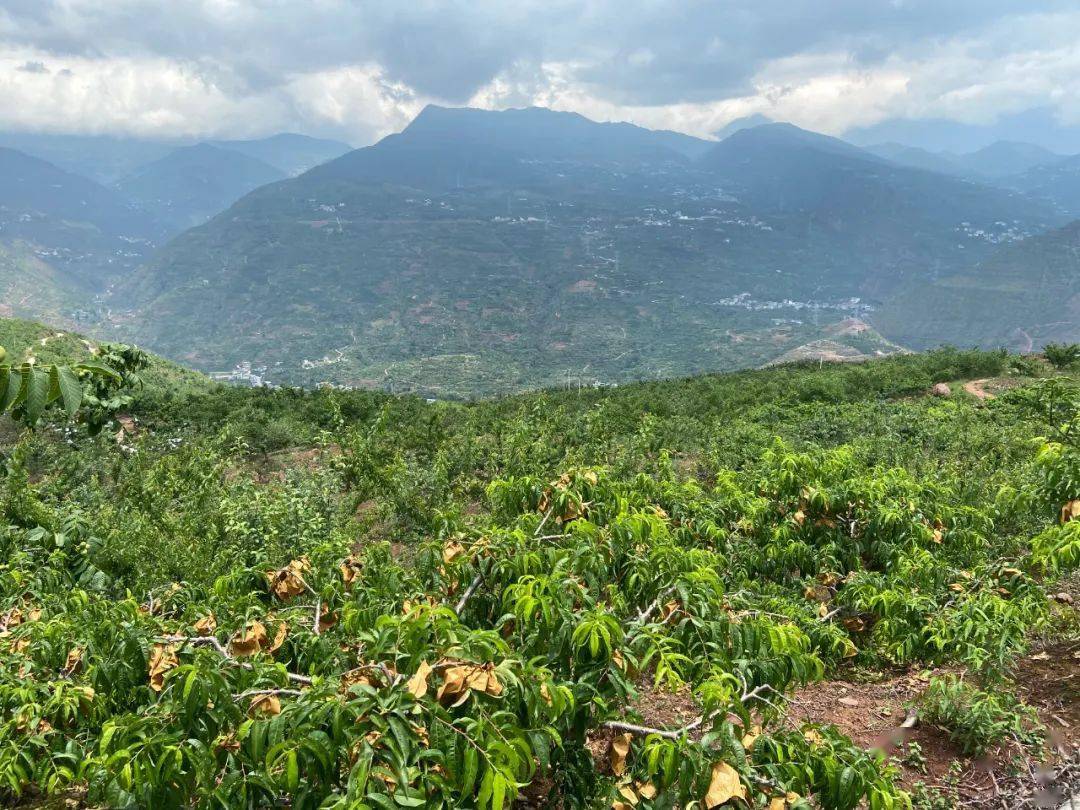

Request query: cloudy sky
[{"left": 3, "top": 1, "right": 1080, "bottom": 151}]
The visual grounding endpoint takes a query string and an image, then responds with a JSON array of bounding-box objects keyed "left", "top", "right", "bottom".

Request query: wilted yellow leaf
[
  {"left": 406, "top": 660, "right": 433, "bottom": 699},
  {"left": 741, "top": 724, "right": 761, "bottom": 751},
  {"left": 704, "top": 761, "right": 745, "bottom": 807},
  {"left": 769, "top": 798, "right": 787, "bottom": 810},
  {"left": 610, "top": 732, "right": 632, "bottom": 776},
  {"left": 442, "top": 541, "right": 466, "bottom": 564},
  {"left": 148, "top": 643, "right": 178, "bottom": 692}
]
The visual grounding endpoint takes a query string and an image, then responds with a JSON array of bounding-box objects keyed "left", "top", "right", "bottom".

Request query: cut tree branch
[{"left": 157, "top": 635, "right": 314, "bottom": 685}]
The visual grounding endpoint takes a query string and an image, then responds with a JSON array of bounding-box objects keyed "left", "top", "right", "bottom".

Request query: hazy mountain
[
  {"left": 1003, "top": 154, "right": 1080, "bottom": 216},
  {"left": 712, "top": 114, "right": 773, "bottom": 140},
  {"left": 106, "top": 108, "right": 1064, "bottom": 396},
  {"left": 958, "top": 141, "right": 1061, "bottom": 179},
  {"left": 0, "top": 130, "right": 351, "bottom": 187},
  {"left": 118, "top": 144, "right": 286, "bottom": 233},
  {"left": 210, "top": 133, "right": 352, "bottom": 175},
  {"left": 873, "top": 219, "right": 1080, "bottom": 351},
  {"left": 863, "top": 143, "right": 966, "bottom": 176},
  {"left": 699, "top": 123, "right": 1051, "bottom": 228},
  {"left": 0, "top": 147, "right": 158, "bottom": 311},
  {"left": 864, "top": 139, "right": 1061, "bottom": 183},
  {"left": 0, "top": 147, "right": 152, "bottom": 238},
  {"left": 0, "top": 131, "right": 177, "bottom": 184}
]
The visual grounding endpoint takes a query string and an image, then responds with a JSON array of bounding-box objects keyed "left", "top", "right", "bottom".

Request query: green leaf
[
  {"left": 55, "top": 365, "right": 83, "bottom": 416},
  {"left": 0, "top": 367, "right": 22, "bottom": 412},
  {"left": 24, "top": 368, "right": 52, "bottom": 424}
]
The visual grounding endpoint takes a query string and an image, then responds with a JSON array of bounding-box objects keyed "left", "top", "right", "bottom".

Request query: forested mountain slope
[
  {"left": 110, "top": 109, "right": 1062, "bottom": 396},
  {"left": 117, "top": 144, "right": 286, "bottom": 234},
  {"left": 1, "top": 335, "right": 1078, "bottom": 808},
  {"left": 873, "top": 219, "right": 1080, "bottom": 350}
]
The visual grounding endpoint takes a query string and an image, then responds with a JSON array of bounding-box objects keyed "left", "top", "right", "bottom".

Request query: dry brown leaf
[
  {"left": 437, "top": 662, "right": 503, "bottom": 705},
  {"left": 610, "top": 732, "right": 632, "bottom": 776},
  {"left": 148, "top": 643, "right": 178, "bottom": 692},
  {"left": 63, "top": 646, "right": 84, "bottom": 675},
  {"left": 269, "top": 622, "right": 288, "bottom": 653},
  {"left": 230, "top": 621, "right": 268, "bottom": 657},
  {"left": 406, "top": 660, "right": 433, "bottom": 699},
  {"left": 636, "top": 782, "right": 656, "bottom": 799},
  {"left": 932, "top": 529, "right": 944, "bottom": 544},
  {"left": 1061, "top": 499, "right": 1080, "bottom": 524},
  {"left": 318, "top": 611, "right": 338, "bottom": 633},
  {"left": 266, "top": 558, "right": 310, "bottom": 601},
  {"left": 793, "top": 509, "right": 806, "bottom": 526},
  {"left": 194, "top": 613, "right": 216, "bottom": 636},
  {"left": 704, "top": 761, "right": 745, "bottom": 807},
  {"left": 248, "top": 694, "right": 281, "bottom": 717},
  {"left": 842, "top": 616, "right": 866, "bottom": 633},
  {"left": 769, "top": 798, "right": 787, "bottom": 810},
  {"left": 341, "top": 667, "right": 376, "bottom": 692},
  {"left": 340, "top": 555, "right": 363, "bottom": 590},
  {"left": 803, "top": 584, "right": 831, "bottom": 603}
]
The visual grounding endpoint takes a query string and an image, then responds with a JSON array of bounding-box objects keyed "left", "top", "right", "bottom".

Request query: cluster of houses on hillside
[{"left": 208, "top": 361, "right": 271, "bottom": 387}]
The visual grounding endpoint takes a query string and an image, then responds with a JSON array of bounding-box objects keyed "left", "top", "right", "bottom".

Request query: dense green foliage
[{"left": 0, "top": 343, "right": 1077, "bottom": 808}]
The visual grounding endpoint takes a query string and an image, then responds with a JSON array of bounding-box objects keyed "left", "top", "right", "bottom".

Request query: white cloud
[{"left": 0, "top": 2, "right": 1079, "bottom": 147}]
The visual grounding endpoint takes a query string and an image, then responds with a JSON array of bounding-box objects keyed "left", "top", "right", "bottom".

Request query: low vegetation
[{"left": 0, "top": 329, "right": 1077, "bottom": 808}]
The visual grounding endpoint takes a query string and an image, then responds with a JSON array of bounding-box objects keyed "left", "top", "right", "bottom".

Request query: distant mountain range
[
  {"left": 0, "top": 147, "right": 156, "bottom": 311},
  {"left": 0, "top": 130, "right": 351, "bottom": 184},
  {"left": 117, "top": 144, "right": 287, "bottom": 234},
  {"left": 99, "top": 106, "right": 1067, "bottom": 395},
  {"left": 3, "top": 106, "right": 1079, "bottom": 396}
]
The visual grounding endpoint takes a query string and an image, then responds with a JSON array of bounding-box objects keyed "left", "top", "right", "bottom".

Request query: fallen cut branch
[
  {"left": 602, "top": 682, "right": 781, "bottom": 739},
  {"left": 636, "top": 586, "right": 677, "bottom": 624},
  {"left": 157, "top": 635, "right": 314, "bottom": 685},
  {"left": 454, "top": 572, "right": 485, "bottom": 615},
  {"left": 234, "top": 688, "right": 306, "bottom": 700}
]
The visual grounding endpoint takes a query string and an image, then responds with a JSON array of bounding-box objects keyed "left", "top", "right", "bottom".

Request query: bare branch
[{"left": 157, "top": 634, "right": 314, "bottom": 685}]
